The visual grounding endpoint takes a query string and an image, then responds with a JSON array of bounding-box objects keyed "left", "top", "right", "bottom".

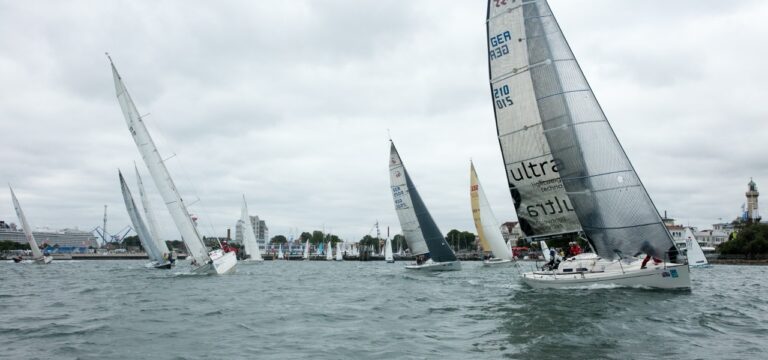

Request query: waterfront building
[{"left": 235, "top": 215, "right": 269, "bottom": 251}]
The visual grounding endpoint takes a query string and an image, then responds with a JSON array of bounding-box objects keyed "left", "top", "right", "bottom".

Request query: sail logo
[
  {"left": 489, "top": 31, "right": 511, "bottom": 60},
  {"left": 525, "top": 196, "right": 574, "bottom": 217},
  {"left": 470, "top": 184, "right": 478, "bottom": 192},
  {"left": 395, "top": 171, "right": 401, "bottom": 178},
  {"left": 509, "top": 159, "right": 561, "bottom": 182}
]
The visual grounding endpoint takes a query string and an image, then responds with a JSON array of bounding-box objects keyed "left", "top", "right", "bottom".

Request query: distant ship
[{"left": 0, "top": 221, "right": 98, "bottom": 251}]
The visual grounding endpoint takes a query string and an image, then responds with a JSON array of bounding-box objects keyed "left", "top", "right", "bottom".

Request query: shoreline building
[
  {"left": 234, "top": 215, "right": 268, "bottom": 251},
  {"left": 745, "top": 178, "right": 761, "bottom": 223}
]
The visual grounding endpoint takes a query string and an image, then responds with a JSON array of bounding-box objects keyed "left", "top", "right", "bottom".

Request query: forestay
[
  {"left": 470, "top": 162, "right": 512, "bottom": 260},
  {"left": 486, "top": 0, "right": 676, "bottom": 260},
  {"left": 110, "top": 58, "right": 211, "bottom": 264}
]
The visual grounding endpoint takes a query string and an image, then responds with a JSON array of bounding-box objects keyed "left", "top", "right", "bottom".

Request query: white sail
[
  {"left": 303, "top": 239, "right": 310, "bottom": 259},
  {"left": 119, "top": 171, "right": 164, "bottom": 263},
  {"left": 9, "top": 186, "right": 45, "bottom": 261},
  {"left": 684, "top": 228, "right": 708, "bottom": 267},
  {"left": 278, "top": 244, "right": 284, "bottom": 259},
  {"left": 470, "top": 162, "right": 512, "bottom": 260},
  {"left": 335, "top": 242, "right": 343, "bottom": 261},
  {"left": 326, "top": 241, "right": 333, "bottom": 260},
  {"left": 241, "top": 196, "right": 263, "bottom": 261},
  {"left": 134, "top": 164, "right": 170, "bottom": 257},
  {"left": 384, "top": 236, "right": 394, "bottom": 262},
  {"left": 389, "top": 143, "right": 429, "bottom": 255},
  {"left": 540, "top": 240, "right": 551, "bottom": 262},
  {"left": 109, "top": 56, "right": 236, "bottom": 274}
]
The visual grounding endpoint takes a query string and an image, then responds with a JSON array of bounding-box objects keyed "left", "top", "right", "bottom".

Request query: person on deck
[
  {"left": 636, "top": 241, "right": 662, "bottom": 269},
  {"left": 569, "top": 242, "right": 582, "bottom": 257}
]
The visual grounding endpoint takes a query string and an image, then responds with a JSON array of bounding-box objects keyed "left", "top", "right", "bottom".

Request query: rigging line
[{"left": 490, "top": 58, "right": 552, "bottom": 83}]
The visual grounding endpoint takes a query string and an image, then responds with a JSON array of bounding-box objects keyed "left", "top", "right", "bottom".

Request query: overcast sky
[{"left": 1, "top": 0, "right": 766, "bottom": 244}]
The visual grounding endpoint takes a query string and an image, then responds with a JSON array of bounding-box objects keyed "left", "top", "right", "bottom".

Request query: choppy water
[{"left": 1, "top": 260, "right": 766, "bottom": 359}]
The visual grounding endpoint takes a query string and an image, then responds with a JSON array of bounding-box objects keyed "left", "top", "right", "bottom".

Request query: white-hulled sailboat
[
  {"left": 9, "top": 186, "right": 52, "bottom": 264},
  {"left": 326, "top": 241, "right": 333, "bottom": 261},
  {"left": 109, "top": 55, "right": 236, "bottom": 275},
  {"left": 389, "top": 141, "right": 460, "bottom": 271},
  {"left": 486, "top": 0, "right": 689, "bottom": 288},
  {"left": 278, "top": 244, "right": 285, "bottom": 260},
  {"left": 119, "top": 171, "right": 173, "bottom": 269},
  {"left": 384, "top": 236, "right": 394, "bottom": 263},
  {"left": 241, "top": 195, "right": 264, "bottom": 262},
  {"left": 303, "top": 239, "right": 310, "bottom": 260},
  {"left": 684, "top": 228, "right": 709, "bottom": 268},
  {"left": 335, "top": 242, "right": 343, "bottom": 261},
  {"left": 470, "top": 162, "right": 513, "bottom": 266}
]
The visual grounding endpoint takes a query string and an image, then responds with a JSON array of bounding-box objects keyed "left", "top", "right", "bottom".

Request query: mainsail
[
  {"left": 134, "top": 164, "right": 170, "bottom": 257},
  {"left": 389, "top": 141, "right": 457, "bottom": 262},
  {"left": 119, "top": 171, "right": 164, "bottom": 263},
  {"left": 470, "top": 162, "right": 512, "bottom": 260},
  {"left": 241, "top": 196, "right": 263, "bottom": 261},
  {"left": 9, "top": 186, "right": 44, "bottom": 260},
  {"left": 110, "top": 57, "right": 211, "bottom": 265},
  {"left": 487, "top": 0, "right": 677, "bottom": 260},
  {"left": 384, "top": 236, "right": 394, "bottom": 262}
]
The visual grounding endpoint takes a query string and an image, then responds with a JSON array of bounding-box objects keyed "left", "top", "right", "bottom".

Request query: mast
[
  {"left": 108, "top": 55, "right": 211, "bottom": 264},
  {"left": 9, "top": 186, "right": 44, "bottom": 259}
]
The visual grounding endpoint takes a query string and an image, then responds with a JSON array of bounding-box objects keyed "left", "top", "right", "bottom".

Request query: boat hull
[
  {"left": 482, "top": 258, "right": 512, "bottom": 266},
  {"left": 153, "top": 261, "right": 173, "bottom": 269},
  {"left": 34, "top": 256, "right": 53, "bottom": 265},
  {"left": 521, "top": 263, "right": 690, "bottom": 289},
  {"left": 405, "top": 260, "right": 461, "bottom": 271},
  {"left": 191, "top": 250, "right": 237, "bottom": 275}
]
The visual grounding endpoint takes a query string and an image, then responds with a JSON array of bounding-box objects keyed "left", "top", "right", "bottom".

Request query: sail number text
[
  {"left": 493, "top": 84, "right": 513, "bottom": 109},
  {"left": 493, "top": 0, "right": 508, "bottom": 7},
  {"left": 489, "top": 31, "right": 511, "bottom": 60}
]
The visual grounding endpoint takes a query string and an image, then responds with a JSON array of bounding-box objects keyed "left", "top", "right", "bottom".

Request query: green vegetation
[
  {"left": 393, "top": 234, "right": 407, "bottom": 251},
  {"left": 358, "top": 235, "right": 380, "bottom": 247},
  {"left": 444, "top": 229, "right": 477, "bottom": 251},
  {"left": 270, "top": 235, "right": 288, "bottom": 244},
  {"left": 0, "top": 240, "right": 30, "bottom": 251},
  {"left": 718, "top": 223, "right": 768, "bottom": 257}
]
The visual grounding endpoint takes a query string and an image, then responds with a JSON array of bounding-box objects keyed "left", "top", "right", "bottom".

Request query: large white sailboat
[
  {"left": 470, "top": 162, "right": 513, "bottom": 266},
  {"left": 119, "top": 171, "right": 173, "bottom": 269},
  {"left": 325, "top": 241, "right": 333, "bottom": 261},
  {"left": 109, "top": 56, "right": 236, "bottom": 275},
  {"left": 241, "top": 195, "right": 264, "bottom": 262},
  {"left": 9, "top": 186, "right": 52, "bottom": 264},
  {"left": 486, "top": 1, "right": 689, "bottom": 288},
  {"left": 389, "top": 141, "right": 460, "bottom": 271}
]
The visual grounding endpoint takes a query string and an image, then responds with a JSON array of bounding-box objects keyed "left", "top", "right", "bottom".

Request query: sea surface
[{"left": 0, "top": 260, "right": 766, "bottom": 359}]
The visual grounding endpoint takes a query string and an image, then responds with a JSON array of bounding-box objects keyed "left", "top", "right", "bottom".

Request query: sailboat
[
  {"left": 486, "top": 1, "right": 689, "bottom": 288},
  {"left": 9, "top": 186, "right": 52, "bottom": 264},
  {"left": 303, "top": 238, "right": 310, "bottom": 260},
  {"left": 119, "top": 171, "right": 173, "bottom": 269},
  {"left": 278, "top": 244, "right": 285, "bottom": 260},
  {"left": 470, "top": 162, "right": 513, "bottom": 265},
  {"left": 684, "top": 228, "right": 709, "bottom": 268},
  {"left": 335, "top": 242, "right": 343, "bottom": 261},
  {"left": 326, "top": 241, "right": 333, "bottom": 261},
  {"left": 384, "top": 236, "right": 394, "bottom": 263},
  {"left": 109, "top": 55, "right": 236, "bottom": 275},
  {"left": 389, "top": 141, "right": 460, "bottom": 271},
  {"left": 134, "top": 165, "right": 174, "bottom": 268},
  {"left": 241, "top": 196, "right": 264, "bottom": 262}
]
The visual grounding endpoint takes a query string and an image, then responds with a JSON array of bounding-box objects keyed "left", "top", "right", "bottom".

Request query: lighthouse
[{"left": 746, "top": 178, "right": 761, "bottom": 223}]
